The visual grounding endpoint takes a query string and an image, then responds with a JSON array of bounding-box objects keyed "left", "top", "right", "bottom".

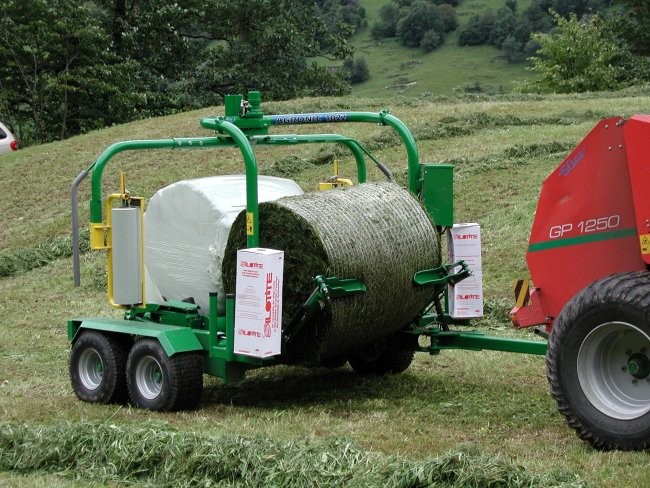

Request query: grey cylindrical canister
[{"left": 111, "top": 207, "right": 143, "bottom": 305}]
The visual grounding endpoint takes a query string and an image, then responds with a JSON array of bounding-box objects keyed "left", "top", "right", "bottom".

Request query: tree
[
  {"left": 344, "top": 57, "right": 370, "bottom": 84},
  {"left": 0, "top": 0, "right": 143, "bottom": 143},
  {"left": 371, "top": 2, "right": 401, "bottom": 38},
  {"left": 191, "top": 0, "right": 352, "bottom": 100},
  {"left": 458, "top": 10, "right": 495, "bottom": 46},
  {"left": 522, "top": 12, "right": 641, "bottom": 93},
  {"left": 0, "top": 0, "right": 355, "bottom": 145},
  {"left": 611, "top": 0, "right": 650, "bottom": 57},
  {"left": 396, "top": 1, "right": 444, "bottom": 48}
]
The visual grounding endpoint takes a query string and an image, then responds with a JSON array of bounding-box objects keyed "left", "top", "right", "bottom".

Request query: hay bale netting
[{"left": 222, "top": 182, "right": 441, "bottom": 365}]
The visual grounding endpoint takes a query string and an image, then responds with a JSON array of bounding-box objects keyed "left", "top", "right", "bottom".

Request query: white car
[{"left": 0, "top": 122, "right": 18, "bottom": 154}]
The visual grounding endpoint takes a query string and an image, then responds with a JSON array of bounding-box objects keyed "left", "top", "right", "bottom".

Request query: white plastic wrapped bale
[{"left": 144, "top": 175, "right": 303, "bottom": 314}]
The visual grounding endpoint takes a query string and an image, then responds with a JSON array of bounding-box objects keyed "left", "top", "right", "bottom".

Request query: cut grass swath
[{"left": 0, "top": 421, "right": 590, "bottom": 487}]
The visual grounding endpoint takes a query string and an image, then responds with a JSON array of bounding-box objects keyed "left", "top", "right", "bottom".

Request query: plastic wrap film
[
  {"left": 223, "top": 182, "right": 441, "bottom": 365},
  {"left": 144, "top": 175, "right": 303, "bottom": 314}
]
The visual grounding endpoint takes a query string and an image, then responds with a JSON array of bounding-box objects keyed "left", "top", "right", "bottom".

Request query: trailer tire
[
  {"left": 547, "top": 271, "right": 650, "bottom": 450},
  {"left": 126, "top": 338, "right": 203, "bottom": 412},
  {"left": 348, "top": 335, "right": 416, "bottom": 375},
  {"left": 70, "top": 330, "right": 128, "bottom": 404}
]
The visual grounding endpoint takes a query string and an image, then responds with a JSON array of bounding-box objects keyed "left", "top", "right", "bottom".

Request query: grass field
[
  {"left": 2, "top": 86, "right": 650, "bottom": 486},
  {"left": 349, "top": 0, "right": 533, "bottom": 97}
]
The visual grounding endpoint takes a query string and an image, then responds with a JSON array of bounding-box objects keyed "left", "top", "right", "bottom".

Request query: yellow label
[
  {"left": 641, "top": 233, "right": 650, "bottom": 254},
  {"left": 246, "top": 212, "right": 254, "bottom": 236}
]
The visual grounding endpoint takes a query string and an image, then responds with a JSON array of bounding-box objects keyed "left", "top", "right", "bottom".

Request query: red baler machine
[{"left": 512, "top": 115, "right": 650, "bottom": 450}]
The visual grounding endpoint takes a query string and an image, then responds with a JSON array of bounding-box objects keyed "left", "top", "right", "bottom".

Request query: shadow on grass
[{"left": 201, "top": 365, "right": 430, "bottom": 409}]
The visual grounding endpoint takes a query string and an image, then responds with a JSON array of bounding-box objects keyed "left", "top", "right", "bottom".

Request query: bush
[
  {"left": 437, "top": 3, "right": 458, "bottom": 33},
  {"left": 371, "top": 2, "right": 400, "bottom": 38},
  {"left": 421, "top": 29, "right": 443, "bottom": 52},
  {"left": 523, "top": 13, "right": 644, "bottom": 93},
  {"left": 458, "top": 11, "right": 495, "bottom": 46}
]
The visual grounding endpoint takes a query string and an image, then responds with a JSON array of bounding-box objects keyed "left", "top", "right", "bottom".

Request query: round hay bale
[{"left": 222, "top": 182, "right": 440, "bottom": 364}]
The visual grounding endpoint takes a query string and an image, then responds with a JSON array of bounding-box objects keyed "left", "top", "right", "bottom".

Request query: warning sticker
[
  {"left": 246, "top": 212, "right": 254, "bottom": 236},
  {"left": 641, "top": 234, "right": 650, "bottom": 254}
]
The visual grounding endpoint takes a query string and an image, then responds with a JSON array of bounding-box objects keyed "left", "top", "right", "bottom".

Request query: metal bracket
[
  {"left": 412, "top": 260, "right": 470, "bottom": 287},
  {"left": 283, "top": 275, "right": 366, "bottom": 345}
]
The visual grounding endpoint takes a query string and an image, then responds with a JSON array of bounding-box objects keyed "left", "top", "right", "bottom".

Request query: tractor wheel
[
  {"left": 348, "top": 335, "right": 416, "bottom": 375},
  {"left": 70, "top": 330, "right": 128, "bottom": 404},
  {"left": 126, "top": 338, "right": 203, "bottom": 412},
  {"left": 547, "top": 271, "right": 650, "bottom": 450}
]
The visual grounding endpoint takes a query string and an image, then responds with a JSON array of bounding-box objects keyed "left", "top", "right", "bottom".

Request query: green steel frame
[{"left": 69, "top": 90, "right": 547, "bottom": 386}]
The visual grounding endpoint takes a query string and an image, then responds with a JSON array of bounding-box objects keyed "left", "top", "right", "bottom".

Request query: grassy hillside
[
  {"left": 2, "top": 87, "right": 650, "bottom": 486},
  {"left": 350, "top": 0, "right": 533, "bottom": 97}
]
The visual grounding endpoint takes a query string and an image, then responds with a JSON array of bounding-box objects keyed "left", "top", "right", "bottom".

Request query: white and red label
[{"left": 234, "top": 248, "right": 284, "bottom": 358}]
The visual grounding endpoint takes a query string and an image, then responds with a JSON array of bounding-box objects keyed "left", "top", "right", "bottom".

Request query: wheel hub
[
  {"left": 135, "top": 355, "right": 163, "bottom": 400},
  {"left": 577, "top": 321, "right": 650, "bottom": 420},
  {"left": 627, "top": 353, "right": 650, "bottom": 380},
  {"left": 78, "top": 348, "right": 104, "bottom": 391}
]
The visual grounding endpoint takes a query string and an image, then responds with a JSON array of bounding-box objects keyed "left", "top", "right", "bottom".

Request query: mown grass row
[
  {"left": 0, "top": 421, "right": 590, "bottom": 487},
  {"left": 0, "top": 229, "right": 89, "bottom": 278}
]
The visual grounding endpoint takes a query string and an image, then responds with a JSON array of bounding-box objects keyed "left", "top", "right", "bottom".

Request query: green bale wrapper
[{"left": 222, "top": 182, "right": 440, "bottom": 365}]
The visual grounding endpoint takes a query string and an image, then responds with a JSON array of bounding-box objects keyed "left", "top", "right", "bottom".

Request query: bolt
[
  {"left": 622, "top": 366, "right": 627, "bottom": 371},
  {"left": 633, "top": 379, "right": 638, "bottom": 384},
  {"left": 608, "top": 146, "right": 612, "bottom": 151},
  {"left": 619, "top": 144, "right": 623, "bottom": 149},
  {"left": 646, "top": 219, "right": 650, "bottom": 228},
  {"left": 642, "top": 348, "right": 647, "bottom": 354},
  {"left": 626, "top": 350, "right": 632, "bottom": 356},
  {"left": 605, "top": 124, "right": 609, "bottom": 129}
]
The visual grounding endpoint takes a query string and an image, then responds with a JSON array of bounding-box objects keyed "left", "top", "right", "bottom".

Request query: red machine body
[{"left": 512, "top": 116, "right": 650, "bottom": 331}]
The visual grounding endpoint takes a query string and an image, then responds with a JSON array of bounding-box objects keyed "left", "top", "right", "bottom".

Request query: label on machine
[
  {"left": 448, "top": 223, "right": 483, "bottom": 318},
  {"left": 234, "top": 248, "right": 284, "bottom": 358}
]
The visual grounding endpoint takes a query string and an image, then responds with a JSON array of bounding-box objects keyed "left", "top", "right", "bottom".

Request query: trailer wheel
[
  {"left": 348, "top": 335, "right": 416, "bottom": 375},
  {"left": 126, "top": 338, "right": 203, "bottom": 412},
  {"left": 547, "top": 271, "right": 650, "bottom": 450},
  {"left": 70, "top": 330, "right": 128, "bottom": 404}
]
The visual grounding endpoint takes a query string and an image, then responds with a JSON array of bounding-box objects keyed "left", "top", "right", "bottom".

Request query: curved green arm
[
  {"left": 88, "top": 127, "right": 259, "bottom": 247},
  {"left": 248, "top": 134, "right": 367, "bottom": 183},
  {"left": 261, "top": 111, "right": 419, "bottom": 194}
]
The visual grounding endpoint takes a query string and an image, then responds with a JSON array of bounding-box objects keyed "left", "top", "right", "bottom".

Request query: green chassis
[{"left": 69, "top": 91, "right": 546, "bottom": 384}]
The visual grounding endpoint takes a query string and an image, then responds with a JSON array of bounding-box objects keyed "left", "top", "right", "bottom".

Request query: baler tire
[
  {"left": 126, "top": 338, "right": 203, "bottom": 412},
  {"left": 70, "top": 330, "right": 128, "bottom": 404},
  {"left": 547, "top": 271, "right": 650, "bottom": 451}
]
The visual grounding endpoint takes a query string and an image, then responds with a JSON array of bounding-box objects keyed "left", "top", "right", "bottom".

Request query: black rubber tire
[
  {"left": 348, "top": 335, "right": 416, "bottom": 375},
  {"left": 70, "top": 330, "right": 128, "bottom": 404},
  {"left": 319, "top": 355, "right": 348, "bottom": 369},
  {"left": 547, "top": 271, "right": 650, "bottom": 450},
  {"left": 126, "top": 338, "right": 203, "bottom": 412}
]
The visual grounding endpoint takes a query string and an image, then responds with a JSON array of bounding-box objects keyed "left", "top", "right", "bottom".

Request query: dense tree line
[
  {"left": 457, "top": 0, "right": 611, "bottom": 62},
  {"left": 371, "top": 1, "right": 458, "bottom": 52},
  {"left": 0, "top": 0, "right": 362, "bottom": 145}
]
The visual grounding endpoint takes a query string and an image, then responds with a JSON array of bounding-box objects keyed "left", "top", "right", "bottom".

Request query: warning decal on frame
[
  {"left": 246, "top": 212, "right": 254, "bottom": 235},
  {"left": 641, "top": 234, "right": 650, "bottom": 254}
]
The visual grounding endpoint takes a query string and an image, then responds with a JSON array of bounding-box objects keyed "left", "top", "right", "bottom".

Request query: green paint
[
  {"left": 424, "top": 330, "right": 547, "bottom": 356},
  {"left": 528, "top": 228, "right": 637, "bottom": 252},
  {"left": 70, "top": 318, "right": 203, "bottom": 356},
  {"left": 420, "top": 163, "right": 454, "bottom": 227}
]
